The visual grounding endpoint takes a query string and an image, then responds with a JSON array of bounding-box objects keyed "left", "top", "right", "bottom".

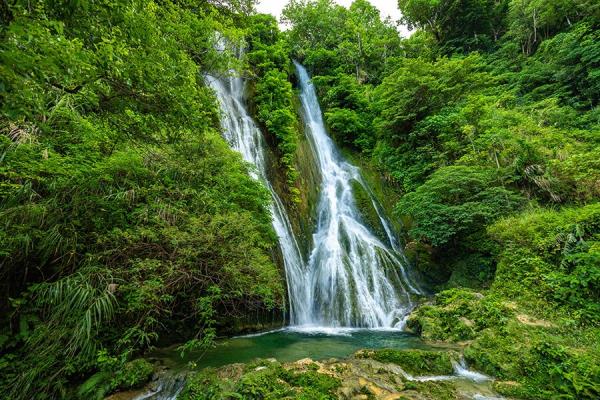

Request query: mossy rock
[
  {"left": 406, "top": 289, "right": 512, "bottom": 342},
  {"left": 180, "top": 359, "right": 340, "bottom": 400},
  {"left": 350, "top": 179, "right": 387, "bottom": 239},
  {"left": 406, "top": 306, "right": 477, "bottom": 342},
  {"left": 492, "top": 380, "right": 528, "bottom": 398},
  {"left": 355, "top": 349, "right": 457, "bottom": 376},
  {"left": 178, "top": 367, "right": 232, "bottom": 400},
  {"left": 400, "top": 380, "right": 459, "bottom": 400}
]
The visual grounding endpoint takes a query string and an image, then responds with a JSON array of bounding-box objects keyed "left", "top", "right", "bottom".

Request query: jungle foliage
[
  {"left": 283, "top": 0, "right": 599, "bottom": 398},
  {"left": 0, "top": 1, "right": 286, "bottom": 398},
  {"left": 246, "top": 14, "right": 301, "bottom": 195},
  {"left": 1, "top": 0, "right": 599, "bottom": 399}
]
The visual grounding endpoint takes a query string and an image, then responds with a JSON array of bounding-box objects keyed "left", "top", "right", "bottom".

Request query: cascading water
[
  {"left": 132, "top": 64, "right": 447, "bottom": 400},
  {"left": 205, "top": 73, "right": 311, "bottom": 323},
  {"left": 294, "top": 62, "right": 423, "bottom": 328},
  {"left": 206, "top": 62, "right": 422, "bottom": 329}
]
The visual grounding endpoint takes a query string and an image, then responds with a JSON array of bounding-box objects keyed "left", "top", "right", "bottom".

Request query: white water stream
[
  {"left": 206, "top": 54, "right": 428, "bottom": 331},
  {"left": 131, "top": 63, "right": 494, "bottom": 400},
  {"left": 206, "top": 63, "right": 423, "bottom": 328},
  {"left": 205, "top": 74, "right": 310, "bottom": 323},
  {"left": 294, "top": 62, "right": 423, "bottom": 328}
]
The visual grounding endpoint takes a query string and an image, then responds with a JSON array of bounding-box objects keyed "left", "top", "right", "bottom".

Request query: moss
[
  {"left": 180, "top": 360, "right": 340, "bottom": 400},
  {"left": 237, "top": 365, "right": 292, "bottom": 399},
  {"left": 406, "top": 289, "right": 512, "bottom": 342},
  {"left": 356, "top": 349, "right": 457, "bottom": 376},
  {"left": 464, "top": 323, "right": 600, "bottom": 400},
  {"left": 288, "top": 118, "right": 321, "bottom": 255},
  {"left": 350, "top": 179, "right": 387, "bottom": 239},
  {"left": 341, "top": 149, "right": 403, "bottom": 235},
  {"left": 286, "top": 370, "right": 341, "bottom": 398},
  {"left": 408, "top": 286, "right": 600, "bottom": 399},
  {"left": 492, "top": 380, "right": 537, "bottom": 399},
  {"left": 179, "top": 368, "right": 231, "bottom": 400},
  {"left": 401, "top": 380, "right": 458, "bottom": 400}
]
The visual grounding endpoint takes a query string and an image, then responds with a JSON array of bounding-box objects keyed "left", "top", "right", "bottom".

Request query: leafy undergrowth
[
  {"left": 408, "top": 288, "right": 600, "bottom": 399},
  {"left": 406, "top": 203, "right": 600, "bottom": 400},
  {"left": 77, "top": 358, "right": 153, "bottom": 400},
  {"left": 179, "top": 360, "right": 340, "bottom": 400},
  {"left": 0, "top": 2, "right": 286, "bottom": 399}
]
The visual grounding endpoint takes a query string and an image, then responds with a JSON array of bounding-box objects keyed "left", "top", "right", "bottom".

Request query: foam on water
[{"left": 453, "top": 357, "right": 492, "bottom": 383}]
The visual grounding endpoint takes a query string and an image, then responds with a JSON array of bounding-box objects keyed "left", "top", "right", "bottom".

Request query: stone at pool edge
[
  {"left": 354, "top": 348, "right": 459, "bottom": 376},
  {"left": 108, "top": 349, "right": 491, "bottom": 400}
]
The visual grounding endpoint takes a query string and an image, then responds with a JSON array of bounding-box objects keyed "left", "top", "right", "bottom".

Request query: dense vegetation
[
  {"left": 247, "top": 14, "right": 301, "bottom": 196},
  {"left": 1, "top": 0, "right": 599, "bottom": 399},
  {"left": 0, "top": 1, "right": 285, "bottom": 398},
  {"left": 283, "top": 0, "right": 599, "bottom": 398}
]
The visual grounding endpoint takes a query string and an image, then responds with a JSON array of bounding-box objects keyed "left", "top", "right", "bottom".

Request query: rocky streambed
[{"left": 110, "top": 348, "right": 508, "bottom": 400}]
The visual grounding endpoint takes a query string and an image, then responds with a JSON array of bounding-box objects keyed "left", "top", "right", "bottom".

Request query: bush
[
  {"left": 490, "top": 204, "right": 600, "bottom": 324},
  {"left": 396, "top": 166, "right": 525, "bottom": 247},
  {"left": 113, "top": 359, "right": 154, "bottom": 391}
]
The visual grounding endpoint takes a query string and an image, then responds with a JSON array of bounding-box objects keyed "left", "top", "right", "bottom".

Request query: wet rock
[{"left": 169, "top": 350, "right": 501, "bottom": 400}]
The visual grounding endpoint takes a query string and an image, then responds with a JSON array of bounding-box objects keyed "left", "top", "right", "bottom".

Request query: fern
[
  {"left": 77, "top": 371, "right": 113, "bottom": 400},
  {"left": 9, "top": 269, "right": 118, "bottom": 399},
  {"left": 33, "top": 268, "right": 117, "bottom": 357}
]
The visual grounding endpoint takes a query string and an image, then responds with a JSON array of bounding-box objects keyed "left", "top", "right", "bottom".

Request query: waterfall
[
  {"left": 206, "top": 63, "right": 422, "bottom": 330},
  {"left": 294, "top": 62, "right": 423, "bottom": 328},
  {"left": 134, "top": 64, "right": 426, "bottom": 400},
  {"left": 205, "top": 74, "right": 310, "bottom": 323}
]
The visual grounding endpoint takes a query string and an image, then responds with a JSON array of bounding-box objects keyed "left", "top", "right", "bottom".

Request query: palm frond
[{"left": 32, "top": 268, "right": 118, "bottom": 357}]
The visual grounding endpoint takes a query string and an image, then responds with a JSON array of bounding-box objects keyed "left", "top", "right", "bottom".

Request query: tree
[
  {"left": 398, "top": 0, "right": 509, "bottom": 52},
  {"left": 506, "top": 0, "right": 599, "bottom": 54},
  {"left": 396, "top": 166, "right": 525, "bottom": 246}
]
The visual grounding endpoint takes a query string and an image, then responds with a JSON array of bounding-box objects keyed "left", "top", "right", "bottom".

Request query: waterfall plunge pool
[
  {"left": 130, "top": 329, "right": 504, "bottom": 400},
  {"left": 148, "top": 328, "right": 434, "bottom": 371}
]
